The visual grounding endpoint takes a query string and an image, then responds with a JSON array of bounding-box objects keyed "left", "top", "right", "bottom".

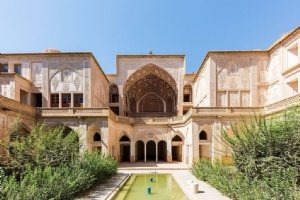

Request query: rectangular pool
[{"left": 112, "top": 174, "right": 188, "bottom": 200}]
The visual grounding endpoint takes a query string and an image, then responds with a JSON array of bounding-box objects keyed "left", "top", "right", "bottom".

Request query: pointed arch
[
  {"left": 172, "top": 135, "right": 183, "bottom": 142},
  {"left": 199, "top": 130, "right": 207, "bottom": 140},
  {"left": 123, "top": 63, "right": 178, "bottom": 117},
  {"left": 119, "top": 135, "right": 130, "bottom": 142},
  {"left": 124, "top": 63, "right": 177, "bottom": 94},
  {"left": 93, "top": 132, "right": 101, "bottom": 141}
]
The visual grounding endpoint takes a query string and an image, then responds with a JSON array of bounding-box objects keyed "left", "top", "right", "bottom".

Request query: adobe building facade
[{"left": 1, "top": 27, "right": 300, "bottom": 166}]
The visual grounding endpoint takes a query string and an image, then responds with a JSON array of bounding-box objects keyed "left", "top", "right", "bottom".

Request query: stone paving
[
  {"left": 77, "top": 162, "right": 231, "bottom": 200},
  {"left": 76, "top": 173, "right": 128, "bottom": 200}
]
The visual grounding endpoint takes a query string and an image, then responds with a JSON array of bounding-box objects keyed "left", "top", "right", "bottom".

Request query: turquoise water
[{"left": 112, "top": 174, "right": 187, "bottom": 200}]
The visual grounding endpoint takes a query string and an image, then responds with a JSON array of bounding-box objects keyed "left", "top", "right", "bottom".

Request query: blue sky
[{"left": 0, "top": 0, "right": 300, "bottom": 73}]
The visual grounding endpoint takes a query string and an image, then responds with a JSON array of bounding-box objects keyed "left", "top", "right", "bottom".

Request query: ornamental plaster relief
[
  {"left": 217, "top": 59, "right": 251, "bottom": 90},
  {"left": 50, "top": 68, "right": 83, "bottom": 92},
  {"left": 31, "top": 63, "right": 43, "bottom": 86}
]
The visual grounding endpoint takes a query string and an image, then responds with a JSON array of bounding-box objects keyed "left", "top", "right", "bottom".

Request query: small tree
[
  {"left": 0, "top": 123, "right": 79, "bottom": 174},
  {"left": 222, "top": 106, "right": 300, "bottom": 179}
]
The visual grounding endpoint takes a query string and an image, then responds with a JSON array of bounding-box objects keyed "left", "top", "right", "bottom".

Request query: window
[
  {"left": 62, "top": 93, "right": 71, "bottom": 107},
  {"left": 287, "top": 44, "right": 298, "bottom": 67},
  {"left": 184, "top": 94, "right": 190, "bottom": 102},
  {"left": 74, "top": 94, "right": 83, "bottom": 107},
  {"left": 51, "top": 94, "right": 59, "bottom": 107},
  {"left": 109, "top": 84, "right": 119, "bottom": 103},
  {"left": 183, "top": 85, "right": 192, "bottom": 102},
  {"left": 31, "top": 93, "right": 42, "bottom": 107},
  {"left": 93, "top": 132, "right": 101, "bottom": 141},
  {"left": 14, "top": 64, "right": 22, "bottom": 75},
  {"left": 0, "top": 63, "right": 8, "bottom": 72},
  {"left": 199, "top": 131, "right": 207, "bottom": 140}
]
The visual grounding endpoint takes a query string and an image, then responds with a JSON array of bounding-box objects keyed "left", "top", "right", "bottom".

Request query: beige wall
[
  {"left": 268, "top": 31, "right": 300, "bottom": 105},
  {"left": 90, "top": 58, "right": 109, "bottom": 107}
]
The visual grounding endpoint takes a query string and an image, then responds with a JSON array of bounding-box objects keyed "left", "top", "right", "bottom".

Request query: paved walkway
[
  {"left": 76, "top": 173, "right": 128, "bottom": 200},
  {"left": 77, "top": 162, "right": 231, "bottom": 200}
]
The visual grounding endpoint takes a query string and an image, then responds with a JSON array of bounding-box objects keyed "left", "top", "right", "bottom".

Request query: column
[
  {"left": 59, "top": 93, "right": 62, "bottom": 108},
  {"left": 130, "top": 140, "right": 135, "bottom": 162},
  {"left": 144, "top": 143, "right": 147, "bottom": 162},
  {"left": 71, "top": 93, "right": 74, "bottom": 107},
  {"left": 167, "top": 139, "right": 172, "bottom": 162},
  {"left": 156, "top": 142, "right": 158, "bottom": 162}
]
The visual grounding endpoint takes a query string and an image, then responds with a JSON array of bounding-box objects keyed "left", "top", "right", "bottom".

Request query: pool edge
[{"left": 106, "top": 173, "right": 130, "bottom": 200}]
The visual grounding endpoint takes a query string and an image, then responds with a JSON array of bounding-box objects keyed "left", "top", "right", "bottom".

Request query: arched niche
[
  {"left": 183, "top": 84, "right": 192, "bottom": 102},
  {"left": 199, "top": 130, "right": 208, "bottom": 140},
  {"left": 93, "top": 132, "right": 101, "bottom": 141},
  {"left": 109, "top": 84, "right": 119, "bottom": 103},
  {"left": 123, "top": 63, "right": 177, "bottom": 117}
]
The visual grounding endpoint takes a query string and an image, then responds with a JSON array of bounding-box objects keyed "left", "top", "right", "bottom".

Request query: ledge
[{"left": 0, "top": 96, "right": 36, "bottom": 116}]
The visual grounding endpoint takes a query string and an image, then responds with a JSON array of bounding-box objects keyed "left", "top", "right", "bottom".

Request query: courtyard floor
[{"left": 77, "top": 162, "right": 231, "bottom": 200}]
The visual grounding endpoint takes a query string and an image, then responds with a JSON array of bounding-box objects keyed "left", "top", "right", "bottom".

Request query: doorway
[
  {"left": 120, "top": 144, "right": 130, "bottom": 162},
  {"left": 146, "top": 140, "right": 156, "bottom": 161}
]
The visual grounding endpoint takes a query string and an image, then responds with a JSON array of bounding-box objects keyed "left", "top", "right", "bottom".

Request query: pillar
[
  {"left": 130, "top": 140, "right": 135, "bottom": 162},
  {"left": 59, "top": 93, "right": 62, "bottom": 108},
  {"left": 167, "top": 139, "right": 172, "bottom": 162},
  {"left": 144, "top": 142, "right": 147, "bottom": 162},
  {"left": 155, "top": 142, "right": 158, "bottom": 162}
]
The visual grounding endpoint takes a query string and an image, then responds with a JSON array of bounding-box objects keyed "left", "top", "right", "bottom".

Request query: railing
[
  {"left": 265, "top": 94, "right": 300, "bottom": 113},
  {"left": 0, "top": 95, "right": 36, "bottom": 116},
  {"left": 192, "top": 107, "right": 263, "bottom": 116},
  {"left": 4, "top": 93, "right": 298, "bottom": 125},
  {"left": 36, "top": 107, "right": 110, "bottom": 117}
]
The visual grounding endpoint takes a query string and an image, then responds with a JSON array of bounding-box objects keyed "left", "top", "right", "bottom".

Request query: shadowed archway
[
  {"left": 146, "top": 140, "right": 156, "bottom": 161},
  {"left": 124, "top": 63, "right": 177, "bottom": 117}
]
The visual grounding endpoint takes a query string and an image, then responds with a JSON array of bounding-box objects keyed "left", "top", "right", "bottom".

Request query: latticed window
[{"left": 50, "top": 94, "right": 59, "bottom": 107}]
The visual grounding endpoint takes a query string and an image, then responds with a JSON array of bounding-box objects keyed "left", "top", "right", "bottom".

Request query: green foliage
[
  {"left": 1, "top": 123, "right": 79, "bottom": 173},
  {"left": 192, "top": 106, "right": 300, "bottom": 200},
  {"left": 0, "top": 153, "right": 117, "bottom": 200},
  {"left": 0, "top": 123, "right": 118, "bottom": 200},
  {"left": 222, "top": 106, "right": 300, "bottom": 179},
  {"left": 192, "top": 160, "right": 300, "bottom": 200}
]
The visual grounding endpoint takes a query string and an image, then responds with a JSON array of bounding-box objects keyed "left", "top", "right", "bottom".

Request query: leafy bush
[
  {"left": 1, "top": 124, "right": 79, "bottom": 174},
  {"left": 192, "top": 160, "right": 300, "bottom": 200},
  {"left": 0, "top": 123, "right": 118, "bottom": 200},
  {"left": 222, "top": 106, "right": 300, "bottom": 179},
  {"left": 0, "top": 152, "right": 117, "bottom": 200},
  {"left": 192, "top": 106, "right": 300, "bottom": 200}
]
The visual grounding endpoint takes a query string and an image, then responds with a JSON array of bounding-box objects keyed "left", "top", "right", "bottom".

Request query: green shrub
[
  {"left": 192, "top": 160, "right": 300, "bottom": 200},
  {"left": 222, "top": 106, "right": 300, "bottom": 179},
  {"left": 0, "top": 152, "right": 117, "bottom": 200},
  {"left": 1, "top": 123, "right": 79, "bottom": 174},
  {"left": 0, "top": 123, "right": 118, "bottom": 200}
]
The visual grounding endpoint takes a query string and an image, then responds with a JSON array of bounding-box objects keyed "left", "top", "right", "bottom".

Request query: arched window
[
  {"left": 109, "top": 84, "right": 119, "bottom": 103},
  {"left": 199, "top": 131, "right": 207, "bottom": 140},
  {"left": 93, "top": 132, "right": 101, "bottom": 141},
  {"left": 120, "top": 135, "right": 130, "bottom": 142},
  {"left": 183, "top": 85, "right": 192, "bottom": 102},
  {"left": 172, "top": 135, "right": 183, "bottom": 142}
]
